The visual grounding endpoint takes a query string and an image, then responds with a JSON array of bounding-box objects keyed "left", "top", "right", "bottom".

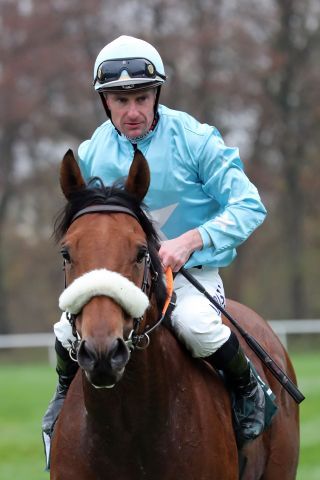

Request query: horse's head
[{"left": 56, "top": 149, "right": 166, "bottom": 389}]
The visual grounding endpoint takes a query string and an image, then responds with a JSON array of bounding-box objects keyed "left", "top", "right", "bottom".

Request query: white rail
[
  {"left": 0, "top": 320, "right": 319, "bottom": 356},
  {"left": 0, "top": 333, "right": 55, "bottom": 348},
  {"left": 0, "top": 333, "right": 55, "bottom": 363},
  {"left": 268, "top": 319, "right": 320, "bottom": 348}
]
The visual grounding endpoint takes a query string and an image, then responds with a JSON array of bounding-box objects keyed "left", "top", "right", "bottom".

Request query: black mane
[{"left": 54, "top": 177, "right": 167, "bottom": 312}]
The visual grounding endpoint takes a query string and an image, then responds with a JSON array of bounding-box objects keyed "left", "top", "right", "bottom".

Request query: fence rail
[
  {"left": 0, "top": 332, "right": 55, "bottom": 363},
  {"left": 0, "top": 320, "right": 320, "bottom": 358},
  {"left": 0, "top": 333, "right": 55, "bottom": 349},
  {"left": 268, "top": 319, "right": 320, "bottom": 348}
]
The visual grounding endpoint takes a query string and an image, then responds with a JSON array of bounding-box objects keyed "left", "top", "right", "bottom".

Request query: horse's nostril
[
  {"left": 77, "top": 340, "right": 97, "bottom": 371},
  {"left": 109, "top": 338, "right": 130, "bottom": 369}
]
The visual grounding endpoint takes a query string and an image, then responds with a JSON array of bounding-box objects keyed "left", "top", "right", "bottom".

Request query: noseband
[{"left": 62, "top": 203, "right": 167, "bottom": 359}]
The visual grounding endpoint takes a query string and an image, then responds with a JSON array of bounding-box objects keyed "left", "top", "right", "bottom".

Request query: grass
[
  {"left": 0, "top": 363, "right": 55, "bottom": 480},
  {"left": 292, "top": 352, "right": 320, "bottom": 480},
  {"left": 0, "top": 352, "right": 318, "bottom": 479}
]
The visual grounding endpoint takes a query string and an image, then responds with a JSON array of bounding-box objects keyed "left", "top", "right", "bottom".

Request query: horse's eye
[
  {"left": 60, "top": 247, "right": 71, "bottom": 263},
  {"left": 136, "top": 246, "right": 147, "bottom": 264}
]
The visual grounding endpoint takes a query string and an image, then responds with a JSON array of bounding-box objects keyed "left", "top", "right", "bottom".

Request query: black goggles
[{"left": 94, "top": 58, "right": 166, "bottom": 85}]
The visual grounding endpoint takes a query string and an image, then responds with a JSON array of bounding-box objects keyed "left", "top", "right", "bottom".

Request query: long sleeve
[{"left": 184, "top": 128, "right": 266, "bottom": 268}]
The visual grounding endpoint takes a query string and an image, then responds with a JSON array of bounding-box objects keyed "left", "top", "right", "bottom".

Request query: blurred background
[{"left": 0, "top": 0, "right": 319, "bottom": 478}]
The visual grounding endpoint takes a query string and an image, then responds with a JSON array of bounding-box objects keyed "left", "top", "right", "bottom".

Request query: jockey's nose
[{"left": 127, "top": 101, "right": 139, "bottom": 118}]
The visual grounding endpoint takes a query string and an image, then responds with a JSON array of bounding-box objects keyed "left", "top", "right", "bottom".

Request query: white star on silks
[{"left": 148, "top": 203, "right": 179, "bottom": 240}]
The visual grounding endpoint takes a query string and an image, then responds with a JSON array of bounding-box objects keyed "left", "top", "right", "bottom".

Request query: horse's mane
[{"left": 54, "top": 177, "right": 167, "bottom": 312}]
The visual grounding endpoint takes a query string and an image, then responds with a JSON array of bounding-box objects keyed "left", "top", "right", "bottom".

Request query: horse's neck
[{"left": 83, "top": 326, "right": 185, "bottom": 431}]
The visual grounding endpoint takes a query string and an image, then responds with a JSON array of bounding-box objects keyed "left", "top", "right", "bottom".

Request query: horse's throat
[{"left": 82, "top": 334, "right": 173, "bottom": 430}]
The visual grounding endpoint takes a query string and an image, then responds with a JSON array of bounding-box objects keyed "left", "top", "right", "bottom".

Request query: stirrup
[{"left": 42, "top": 431, "right": 51, "bottom": 471}]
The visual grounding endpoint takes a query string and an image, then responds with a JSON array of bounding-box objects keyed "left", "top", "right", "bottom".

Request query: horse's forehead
[{"left": 65, "top": 213, "right": 146, "bottom": 245}]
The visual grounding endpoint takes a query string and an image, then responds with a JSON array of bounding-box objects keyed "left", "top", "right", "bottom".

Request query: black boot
[
  {"left": 42, "top": 338, "right": 78, "bottom": 468},
  {"left": 206, "top": 331, "right": 265, "bottom": 446}
]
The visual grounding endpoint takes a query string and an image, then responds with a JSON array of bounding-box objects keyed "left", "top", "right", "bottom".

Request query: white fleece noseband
[{"left": 59, "top": 269, "right": 149, "bottom": 318}]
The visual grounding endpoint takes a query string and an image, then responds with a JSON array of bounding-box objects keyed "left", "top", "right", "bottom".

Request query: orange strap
[{"left": 161, "top": 267, "right": 174, "bottom": 316}]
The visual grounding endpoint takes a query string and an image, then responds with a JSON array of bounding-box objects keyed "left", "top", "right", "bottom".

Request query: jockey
[{"left": 43, "top": 35, "right": 267, "bottom": 452}]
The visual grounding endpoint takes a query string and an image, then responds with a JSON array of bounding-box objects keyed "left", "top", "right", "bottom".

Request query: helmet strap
[
  {"left": 154, "top": 86, "right": 162, "bottom": 114},
  {"left": 99, "top": 92, "right": 111, "bottom": 118}
]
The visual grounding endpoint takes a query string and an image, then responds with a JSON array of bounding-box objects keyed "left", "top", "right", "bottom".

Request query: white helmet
[{"left": 93, "top": 35, "right": 166, "bottom": 92}]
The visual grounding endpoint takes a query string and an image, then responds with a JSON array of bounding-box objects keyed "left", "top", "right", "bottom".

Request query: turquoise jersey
[{"left": 78, "top": 104, "right": 267, "bottom": 268}]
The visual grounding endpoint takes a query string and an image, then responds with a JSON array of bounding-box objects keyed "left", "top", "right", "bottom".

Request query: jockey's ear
[
  {"left": 125, "top": 149, "right": 150, "bottom": 202},
  {"left": 60, "top": 149, "right": 86, "bottom": 200}
]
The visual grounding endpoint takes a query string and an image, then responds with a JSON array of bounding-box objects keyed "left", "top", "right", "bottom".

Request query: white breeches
[
  {"left": 54, "top": 266, "right": 231, "bottom": 358},
  {"left": 54, "top": 313, "right": 74, "bottom": 350},
  {"left": 170, "top": 267, "right": 230, "bottom": 358}
]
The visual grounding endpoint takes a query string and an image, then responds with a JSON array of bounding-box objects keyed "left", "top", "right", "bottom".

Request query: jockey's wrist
[{"left": 181, "top": 229, "right": 203, "bottom": 253}]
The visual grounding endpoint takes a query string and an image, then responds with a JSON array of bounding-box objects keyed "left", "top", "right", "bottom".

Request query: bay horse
[{"left": 50, "top": 149, "right": 300, "bottom": 480}]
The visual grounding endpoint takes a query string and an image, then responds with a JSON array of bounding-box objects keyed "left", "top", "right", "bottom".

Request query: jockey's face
[{"left": 104, "top": 89, "right": 157, "bottom": 139}]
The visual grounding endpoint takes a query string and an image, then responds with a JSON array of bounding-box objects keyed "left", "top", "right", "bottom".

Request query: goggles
[{"left": 94, "top": 58, "right": 166, "bottom": 86}]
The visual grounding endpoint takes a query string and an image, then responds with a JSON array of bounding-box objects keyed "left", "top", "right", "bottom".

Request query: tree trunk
[{"left": 0, "top": 134, "right": 15, "bottom": 333}]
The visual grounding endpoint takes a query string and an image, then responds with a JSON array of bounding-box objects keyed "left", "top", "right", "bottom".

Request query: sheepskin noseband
[{"left": 59, "top": 269, "right": 149, "bottom": 318}]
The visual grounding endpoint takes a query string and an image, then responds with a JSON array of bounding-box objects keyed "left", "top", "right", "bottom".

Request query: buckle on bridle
[
  {"left": 66, "top": 311, "right": 78, "bottom": 337},
  {"left": 66, "top": 312, "right": 81, "bottom": 362},
  {"left": 126, "top": 329, "right": 150, "bottom": 351}
]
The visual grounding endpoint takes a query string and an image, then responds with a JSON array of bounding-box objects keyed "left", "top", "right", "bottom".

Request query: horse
[{"left": 50, "top": 148, "right": 300, "bottom": 480}]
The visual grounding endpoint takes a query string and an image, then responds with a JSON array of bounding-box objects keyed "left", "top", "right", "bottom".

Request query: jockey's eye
[
  {"left": 60, "top": 247, "right": 71, "bottom": 263},
  {"left": 136, "top": 246, "right": 148, "bottom": 264}
]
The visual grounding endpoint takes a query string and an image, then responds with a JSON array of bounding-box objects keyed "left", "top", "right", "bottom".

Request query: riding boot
[
  {"left": 42, "top": 338, "right": 78, "bottom": 440},
  {"left": 205, "top": 331, "right": 265, "bottom": 445}
]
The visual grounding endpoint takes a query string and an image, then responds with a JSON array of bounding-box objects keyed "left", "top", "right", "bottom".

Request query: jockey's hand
[{"left": 158, "top": 229, "right": 203, "bottom": 272}]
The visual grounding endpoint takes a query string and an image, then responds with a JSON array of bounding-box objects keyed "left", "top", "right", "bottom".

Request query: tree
[
  {"left": 1, "top": 0, "right": 320, "bottom": 334},
  {"left": 251, "top": 0, "right": 320, "bottom": 317},
  {"left": 0, "top": 0, "right": 111, "bottom": 332}
]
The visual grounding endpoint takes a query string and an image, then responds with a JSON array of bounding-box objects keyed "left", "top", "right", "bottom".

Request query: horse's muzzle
[{"left": 77, "top": 337, "right": 130, "bottom": 388}]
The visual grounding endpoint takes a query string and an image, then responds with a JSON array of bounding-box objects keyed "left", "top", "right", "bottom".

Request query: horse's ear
[
  {"left": 125, "top": 149, "right": 150, "bottom": 202},
  {"left": 60, "top": 149, "right": 86, "bottom": 200}
]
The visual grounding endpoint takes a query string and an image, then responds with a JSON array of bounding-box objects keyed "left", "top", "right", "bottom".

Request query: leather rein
[{"left": 62, "top": 204, "right": 174, "bottom": 359}]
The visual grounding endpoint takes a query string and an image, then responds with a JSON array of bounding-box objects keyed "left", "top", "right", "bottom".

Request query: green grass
[
  {"left": 0, "top": 352, "right": 318, "bottom": 479},
  {"left": 0, "top": 363, "right": 55, "bottom": 480},
  {"left": 292, "top": 352, "right": 320, "bottom": 480}
]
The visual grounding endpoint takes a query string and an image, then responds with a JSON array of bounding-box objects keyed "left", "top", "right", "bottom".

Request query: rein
[{"left": 62, "top": 204, "right": 174, "bottom": 359}]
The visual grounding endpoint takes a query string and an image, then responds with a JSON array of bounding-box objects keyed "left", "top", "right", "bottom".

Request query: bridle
[{"left": 62, "top": 203, "right": 173, "bottom": 361}]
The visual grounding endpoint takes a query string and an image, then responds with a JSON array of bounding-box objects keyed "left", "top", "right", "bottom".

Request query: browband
[{"left": 71, "top": 204, "right": 139, "bottom": 224}]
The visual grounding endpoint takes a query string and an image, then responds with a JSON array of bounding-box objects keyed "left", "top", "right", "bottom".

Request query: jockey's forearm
[
  {"left": 179, "top": 228, "right": 203, "bottom": 253},
  {"left": 159, "top": 229, "right": 203, "bottom": 272}
]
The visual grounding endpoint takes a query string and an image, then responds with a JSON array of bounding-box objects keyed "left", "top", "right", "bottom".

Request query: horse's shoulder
[{"left": 162, "top": 323, "right": 231, "bottom": 394}]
